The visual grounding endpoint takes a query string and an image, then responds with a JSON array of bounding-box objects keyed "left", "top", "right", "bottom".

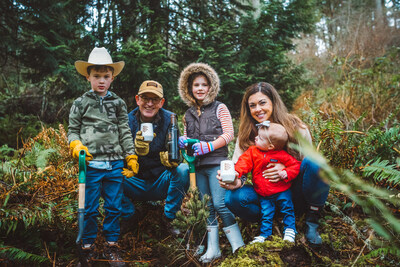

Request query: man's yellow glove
[
  {"left": 160, "top": 151, "right": 179, "bottom": 168},
  {"left": 70, "top": 140, "right": 93, "bottom": 161},
  {"left": 134, "top": 131, "right": 156, "bottom": 156},
  {"left": 122, "top": 154, "right": 139, "bottom": 178}
]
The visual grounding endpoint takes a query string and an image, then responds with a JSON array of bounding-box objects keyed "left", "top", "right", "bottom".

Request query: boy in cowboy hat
[{"left": 68, "top": 47, "right": 137, "bottom": 266}]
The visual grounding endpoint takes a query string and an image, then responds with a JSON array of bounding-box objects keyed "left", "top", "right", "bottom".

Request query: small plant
[{"left": 173, "top": 187, "right": 210, "bottom": 257}]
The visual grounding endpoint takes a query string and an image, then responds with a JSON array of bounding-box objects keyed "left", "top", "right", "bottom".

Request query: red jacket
[{"left": 235, "top": 146, "right": 301, "bottom": 197}]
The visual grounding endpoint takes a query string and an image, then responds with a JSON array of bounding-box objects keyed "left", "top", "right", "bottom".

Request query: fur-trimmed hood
[{"left": 178, "top": 63, "right": 220, "bottom": 107}]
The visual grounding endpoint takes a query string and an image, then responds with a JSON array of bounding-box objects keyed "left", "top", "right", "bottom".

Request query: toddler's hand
[{"left": 192, "top": 141, "right": 214, "bottom": 156}]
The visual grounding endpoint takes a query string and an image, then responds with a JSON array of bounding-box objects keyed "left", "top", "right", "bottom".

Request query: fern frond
[
  {"left": 35, "top": 148, "right": 56, "bottom": 170},
  {"left": 363, "top": 158, "right": 400, "bottom": 186},
  {"left": 0, "top": 242, "right": 48, "bottom": 264},
  {"left": 359, "top": 246, "right": 400, "bottom": 264},
  {"left": 0, "top": 202, "right": 55, "bottom": 233}
]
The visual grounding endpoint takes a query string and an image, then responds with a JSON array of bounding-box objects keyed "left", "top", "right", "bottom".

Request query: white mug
[
  {"left": 140, "top": 123, "right": 154, "bottom": 142},
  {"left": 220, "top": 160, "right": 236, "bottom": 183}
]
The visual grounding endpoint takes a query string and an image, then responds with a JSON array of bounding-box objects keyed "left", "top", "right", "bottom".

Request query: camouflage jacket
[{"left": 68, "top": 91, "right": 135, "bottom": 161}]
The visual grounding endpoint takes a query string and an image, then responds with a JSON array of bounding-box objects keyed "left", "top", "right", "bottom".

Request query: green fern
[
  {"left": 23, "top": 142, "right": 56, "bottom": 170},
  {"left": 0, "top": 144, "right": 15, "bottom": 160},
  {"left": 358, "top": 246, "right": 400, "bottom": 265},
  {"left": 35, "top": 148, "right": 56, "bottom": 170},
  {"left": 0, "top": 203, "right": 55, "bottom": 234},
  {"left": 0, "top": 242, "right": 48, "bottom": 265},
  {"left": 293, "top": 136, "right": 400, "bottom": 251},
  {"left": 363, "top": 158, "right": 400, "bottom": 186}
]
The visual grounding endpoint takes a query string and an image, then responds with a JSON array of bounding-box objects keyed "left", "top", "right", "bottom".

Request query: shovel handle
[
  {"left": 190, "top": 173, "right": 196, "bottom": 190},
  {"left": 76, "top": 150, "right": 87, "bottom": 244},
  {"left": 78, "top": 150, "right": 86, "bottom": 209}
]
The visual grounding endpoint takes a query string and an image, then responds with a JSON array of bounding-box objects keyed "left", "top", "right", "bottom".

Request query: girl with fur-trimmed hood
[{"left": 178, "top": 63, "right": 244, "bottom": 263}]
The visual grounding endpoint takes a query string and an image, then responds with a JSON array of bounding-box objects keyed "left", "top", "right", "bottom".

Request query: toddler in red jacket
[{"left": 235, "top": 121, "right": 301, "bottom": 243}]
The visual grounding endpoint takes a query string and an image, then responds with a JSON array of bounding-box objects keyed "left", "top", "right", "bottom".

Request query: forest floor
[{"left": 62, "top": 190, "right": 395, "bottom": 267}]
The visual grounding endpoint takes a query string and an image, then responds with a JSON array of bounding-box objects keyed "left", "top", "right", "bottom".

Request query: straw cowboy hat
[{"left": 75, "top": 47, "right": 125, "bottom": 77}]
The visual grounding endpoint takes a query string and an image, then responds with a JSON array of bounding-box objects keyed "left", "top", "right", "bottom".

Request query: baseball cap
[{"left": 138, "top": 80, "right": 163, "bottom": 98}]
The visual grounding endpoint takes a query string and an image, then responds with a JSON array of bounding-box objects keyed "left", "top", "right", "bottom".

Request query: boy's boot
[
  {"left": 77, "top": 244, "right": 97, "bottom": 267},
  {"left": 103, "top": 242, "right": 126, "bottom": 267},
  {"left": 305, "top": 205, "right": 323, "bottom": 246},
  {"left": 199, "top": 225, "right": 221, "bottom": 263},
  {"left": 223, "top": 222, "right": 245, "bottom": 253}
]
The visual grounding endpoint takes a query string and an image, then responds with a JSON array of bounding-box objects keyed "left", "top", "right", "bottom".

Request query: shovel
[
  {"left": 181, "top": 139, "right": 199, "bottom": 189},
  {"left": 76, "top": 150, "right": 87, "bottom": 245}
]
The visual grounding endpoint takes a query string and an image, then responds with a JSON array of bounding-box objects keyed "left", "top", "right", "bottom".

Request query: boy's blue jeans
[
  {"left": 259, "top": 189, "right": 296, "bottom": 238},
  {"left": 196, "top": 165, "right": 236, "bottom": 227},
  {"left": 83, "top": 160, "right": 124, "bottom": 245},
  {"left": 121, "top": 163, "right": 189, "bottom": 220},
  {"left": 225, "top": 157, "right": 330, "bottom": 222}
]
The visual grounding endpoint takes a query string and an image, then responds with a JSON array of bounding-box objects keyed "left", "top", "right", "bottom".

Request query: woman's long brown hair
[{"left": 238, "top": 82, "right": 308, "bottom": 159}]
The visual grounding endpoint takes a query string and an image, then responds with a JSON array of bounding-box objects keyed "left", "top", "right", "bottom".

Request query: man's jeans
[{"left": 122, "top": 163, "right": 189, "bottom": 220}]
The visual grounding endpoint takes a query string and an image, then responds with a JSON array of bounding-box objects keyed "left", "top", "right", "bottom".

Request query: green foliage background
[
  {"left": 1, "top": 0, "right": 400, "bottom": 265},
  {"left": 0, "top": 0, "right": 318, "bottom": 148}
]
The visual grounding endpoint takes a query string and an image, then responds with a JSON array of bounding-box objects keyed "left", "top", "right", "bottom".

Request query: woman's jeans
[
  {"left": 196, "top": 165, "right": 236, "bottom": 227},
  {"left": 225, "top": 157, "right": 330, "bottom": 222}
]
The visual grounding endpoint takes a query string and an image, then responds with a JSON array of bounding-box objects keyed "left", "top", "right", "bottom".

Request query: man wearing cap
[{"left": 121, "top": 80, "right": 189, "bottom": 235}]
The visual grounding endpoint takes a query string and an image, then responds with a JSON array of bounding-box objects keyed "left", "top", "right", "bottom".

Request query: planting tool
[
  {"left": 181, "top": 139, "right": 199, "bottom": 189},
  {"left": 76, "top": 150, "right": 87, "bottom": 245}
]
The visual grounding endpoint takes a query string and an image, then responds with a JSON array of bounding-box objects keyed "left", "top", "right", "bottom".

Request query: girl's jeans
[{"left": 196, "top": 165, "right": 236, "bottom": 227}]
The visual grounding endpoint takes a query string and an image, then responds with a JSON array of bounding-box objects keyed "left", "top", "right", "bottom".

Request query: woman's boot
[
  {"left": 305, "top": 205, "right": 323, "bottom": 246},
  {"left": 199, "top": 225, "right": 221, "bottom": 263},
  {"left": 223, "top": 222, "right": 245, "bottom": 253}
]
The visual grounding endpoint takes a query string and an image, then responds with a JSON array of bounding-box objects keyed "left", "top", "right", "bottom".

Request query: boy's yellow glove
[
  {"left": 134, "top": 131, "right": 156, "bottom": 156},
  {"left": 70, "top": 140, "right": 93, "bottom": 161},
  {"left": 122, "top": 154, "right": 139, "bottom": 178},
  {"left": 160, "top": 151, "right": 179, "bottom": 168}
]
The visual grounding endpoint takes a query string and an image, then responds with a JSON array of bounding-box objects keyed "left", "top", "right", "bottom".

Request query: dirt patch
[{"left": 280, "top": 246, "right": 312, "bottom": 266}]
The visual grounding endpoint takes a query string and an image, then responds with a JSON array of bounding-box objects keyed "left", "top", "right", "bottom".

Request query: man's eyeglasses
[{"left": 139, "top": 95, "right": 162, "bottom": 104}]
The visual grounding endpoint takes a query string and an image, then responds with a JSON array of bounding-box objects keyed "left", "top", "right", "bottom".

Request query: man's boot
[
  {"left": 305, "top": 205, "right": 323, "bottom": 246},
  {"left": 162, "top": 214, "right": 181, "bottom": 236},
  {"left": 103, "top": 242, "right": 126, "bottom": 267}
]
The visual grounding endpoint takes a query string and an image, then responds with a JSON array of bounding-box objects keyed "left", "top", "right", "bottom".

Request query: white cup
[
  {"left": 140, "top": 123, "right": 154, "bottom": 142},
  {"left": 220, "top": 160, "right": 236, "bottom": 183}
]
